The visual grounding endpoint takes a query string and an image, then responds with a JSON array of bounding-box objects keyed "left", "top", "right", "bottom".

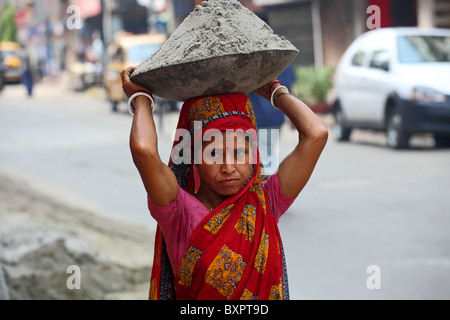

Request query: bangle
[
  {"left": 128, "top": 91, "right": 155, "bottom": 116},
  {"left": 269, "top": 80, "right": 282, "bottom": 99},
  {"left": 273, "top": 92, "right": 293, "bottom": 108},
  {"left": 129, "top": 90, "right": 150, "bottom": 109},
  {"left": 128, "top": 90, "right": 148, "bottom": 114},
  {"left": 270, "top": 85, "right": 289, "bottom": 109}
]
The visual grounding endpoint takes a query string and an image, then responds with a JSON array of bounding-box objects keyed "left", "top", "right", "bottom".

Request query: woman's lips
[{"left": 219, "top": 179, "right": 239, "bottom": 187}]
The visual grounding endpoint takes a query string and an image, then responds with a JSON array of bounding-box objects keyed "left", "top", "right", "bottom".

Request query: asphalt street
[{"left": 1, "top": 78, "right": 449, "bottom": 299}]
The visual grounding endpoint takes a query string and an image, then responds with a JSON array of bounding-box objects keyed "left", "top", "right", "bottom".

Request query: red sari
[{"left": 149, "top": 93, "right": 288, "bottom": 300}]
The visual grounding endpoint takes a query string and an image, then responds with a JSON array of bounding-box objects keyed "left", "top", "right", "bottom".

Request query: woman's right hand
[{"left": 120, "top": 66, "right": 150, "bottom": 98}]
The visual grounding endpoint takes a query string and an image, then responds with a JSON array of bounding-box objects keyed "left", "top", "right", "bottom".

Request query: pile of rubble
[{"left": 0, "top": 173, "right": 154, "bottom": 300}]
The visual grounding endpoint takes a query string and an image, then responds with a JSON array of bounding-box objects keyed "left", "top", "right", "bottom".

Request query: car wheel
[
  {"left": 386, "top": 109, "right": 409, "bottom": 149},
  {"left": 0, "top": 72, "right": 4, "bottom": 93},
  {"left": 333, "top": 107, "right": 352, "bottom": 142},
  {"left": 434, "top": 134, "right": 450, "bottom": 148}
]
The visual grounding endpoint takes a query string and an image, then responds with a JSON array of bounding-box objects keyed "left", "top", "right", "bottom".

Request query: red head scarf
[{"left": 149, "top": 93, "right": 286, "bottom": 300}]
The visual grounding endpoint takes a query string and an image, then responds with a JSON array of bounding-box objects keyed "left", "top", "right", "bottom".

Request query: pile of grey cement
[
  {"left": 138, "top": 0, "right": 297, "bottom": 70},
  {"left": 131, "top": 0, "right": 298, "bottom": 101}
]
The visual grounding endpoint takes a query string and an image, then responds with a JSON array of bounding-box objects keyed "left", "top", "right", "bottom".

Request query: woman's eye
[
  {"left": 235, "top": 148, "right": 245, "bottom": 156},
  {"left": 209, "top": 148, "right": 222, "bottom": 157}
]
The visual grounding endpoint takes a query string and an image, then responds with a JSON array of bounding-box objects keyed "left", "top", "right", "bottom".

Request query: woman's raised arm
[
  {"left": 121, "top": 66, "right": 179, "bottom": 206},
  {"left": 253, "top": 80, "right": 328, "bottom": 198}
]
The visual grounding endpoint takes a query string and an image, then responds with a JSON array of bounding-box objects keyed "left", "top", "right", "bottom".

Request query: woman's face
[{"left": 196, "top": 131, "right": 255, "bottom": 197}]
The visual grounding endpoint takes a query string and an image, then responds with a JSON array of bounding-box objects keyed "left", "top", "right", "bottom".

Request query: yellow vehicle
[
  {"left": 104, "top": 33, "right": 166, "bottom": 111},
  {"left": 0, "top": 41, "right": 25, "bottom": 83}
]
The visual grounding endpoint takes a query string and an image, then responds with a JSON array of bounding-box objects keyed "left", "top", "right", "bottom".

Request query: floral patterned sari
[{"left": 149, "top": 93, "right": 289, "bottom": 300}]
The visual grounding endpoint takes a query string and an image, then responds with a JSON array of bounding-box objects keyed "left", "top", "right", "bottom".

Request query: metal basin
[{"left": 130, "top": 49, "right": 298, "bottom": 102}]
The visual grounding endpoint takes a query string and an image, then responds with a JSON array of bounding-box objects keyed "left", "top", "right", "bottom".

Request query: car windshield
[
  {"left": 1, "top": 50, "right": 20, "bottom": 57},
  {"left": 127, "top": 44, "right": 160, "bottom": 62},
  {"left": 397, "top": 35, "right": 450, "bottom": 63}
]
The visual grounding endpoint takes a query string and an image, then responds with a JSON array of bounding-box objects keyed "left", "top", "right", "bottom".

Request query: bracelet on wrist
[
  {"left": 269, "top": 80, "right": 282, "bottom": 99},
  {"left": 270, "top": 85, "right": 289, "bottom": 109},
  {"left": 128, "top": 91, "right": 155, "bottom": 116},
  {"left": 273, "top": 92, "right": 293, "bottom": 108}
]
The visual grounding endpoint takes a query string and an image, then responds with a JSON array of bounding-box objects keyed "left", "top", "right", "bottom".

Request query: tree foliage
[
  {"left": 0, "top": 2, "right": 18, "bottom": 42},
  {"left": 291, "top": 65, "right": 334, "bottom": 105}
]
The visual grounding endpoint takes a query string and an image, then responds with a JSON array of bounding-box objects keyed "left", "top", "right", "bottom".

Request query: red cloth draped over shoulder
[{"left": 149, "top": 93, "right": 285, "bottom": 300}]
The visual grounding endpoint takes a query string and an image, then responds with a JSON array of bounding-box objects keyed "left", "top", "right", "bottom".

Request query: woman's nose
[{"left": 220, "top": 162, "right": 236, "bottom": 174}]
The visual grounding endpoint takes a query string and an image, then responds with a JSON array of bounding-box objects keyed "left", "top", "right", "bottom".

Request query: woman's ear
[{"left": 193, "top": 164, "right": 201, "bottom": 194}]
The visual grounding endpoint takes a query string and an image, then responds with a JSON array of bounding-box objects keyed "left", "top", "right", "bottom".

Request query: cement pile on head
[
  {"left": 131, "top": 0, "right": 298, "bottom": 101},
  {"left": 136, "top": 0, "right": 297, "bottom": 71}
]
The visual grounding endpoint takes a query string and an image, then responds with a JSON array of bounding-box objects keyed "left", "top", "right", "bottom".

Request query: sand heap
[
  {"left": 141, "top": 0, "right": 296, "bottom": 68},
  {"left": 131, "top": 0, "right": 298, "bottom": 101}
]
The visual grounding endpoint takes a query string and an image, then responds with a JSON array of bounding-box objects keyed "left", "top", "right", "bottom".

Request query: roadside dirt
[{"left": 0, "top": 172, "right": 154, "bottom": 300}]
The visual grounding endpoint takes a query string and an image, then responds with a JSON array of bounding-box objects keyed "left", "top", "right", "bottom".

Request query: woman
[{"left": 121, "top": 66, "right": 328, "bottom": 300}]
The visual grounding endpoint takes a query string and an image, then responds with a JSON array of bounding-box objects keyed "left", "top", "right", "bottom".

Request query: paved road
[{"left": 1, "top": 78, "right": 449, "bottom": 299}]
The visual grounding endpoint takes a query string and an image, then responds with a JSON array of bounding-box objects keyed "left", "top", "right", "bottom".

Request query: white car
[{"left": 333, "top": 27, "right": 450, "bottom": 148}]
